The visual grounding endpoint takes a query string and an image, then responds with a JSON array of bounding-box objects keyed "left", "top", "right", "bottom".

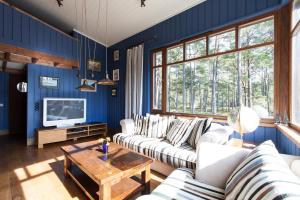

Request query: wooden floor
[{"left": 0, "top": 135, "right": 165, "bottom": 200}]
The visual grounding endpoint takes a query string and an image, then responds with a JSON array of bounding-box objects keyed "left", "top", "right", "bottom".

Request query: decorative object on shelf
[
  {"left": 87, "top": 59, "right": 101, "bottom": 72},
  {"left": 283, "top": 111, "right": 290, "bottom": 125},
  {"left": 275, "top": 114, "right": 281, "bottom": 124},
  {"left": 76, "top": 0, "right": 95, "bottom": 91},
  {"left": 112, "top": 88, "right": 117, "bottom": 97},
  {"left": 40, "top": 76, "right": 59, "bottom": 89},
  {"left": 80, "top": 79, "right": 97, "bottom": 92},
  {"left": 113, "top": 50, "right": 119, "bottom": 61},
  {"left": 16, "top": 82, "right": 27, "bottom": 93},
  {"left": 228, "top": 106, "right": 260, "bottom": 141},
  {"left": 97, "top": 0, "right": 115, "bottom": 86},
  {"left": 113, "top": 69, "right": 119, "bottom": 81}
]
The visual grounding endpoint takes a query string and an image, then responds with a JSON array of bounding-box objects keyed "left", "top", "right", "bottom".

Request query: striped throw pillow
[
  {"left": 187, "top": 118, "right": 213, "bottom": 148},
  {"left": 225, "top": 140, "right": 300, "bottom": 200},
  {"left": 166, "top": 118, "right": 198, "bottom": 147},
  {"left": 133, "top": 114, "right": 149, "bottom": 136},
  {"left": 147, "top": 115, "right": 175, "bottom": 138},
  {"left": 146, "top": 114, "right": 160, "bottom": 138}
]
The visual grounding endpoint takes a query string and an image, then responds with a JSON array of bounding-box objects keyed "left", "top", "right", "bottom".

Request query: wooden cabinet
[{"left": 38, "top": 123, "right": 107, "bottom": 148}]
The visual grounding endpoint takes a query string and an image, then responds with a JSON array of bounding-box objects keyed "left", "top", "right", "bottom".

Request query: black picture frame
[{"left": 40, "top": 76, "right": 59, "bottom": 89}]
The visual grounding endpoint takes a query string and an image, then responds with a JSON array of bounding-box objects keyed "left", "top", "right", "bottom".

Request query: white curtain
[{"left": 125, "top": 44, "right": 144, "bottom": 118}]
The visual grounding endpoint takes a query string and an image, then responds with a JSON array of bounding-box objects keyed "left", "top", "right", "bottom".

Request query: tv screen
[
  {"left": 43, "top": 98, "right": 86, "bottom": 127},
  {"left": 47, "top": 100, "right": 84, "bottom": 121}
]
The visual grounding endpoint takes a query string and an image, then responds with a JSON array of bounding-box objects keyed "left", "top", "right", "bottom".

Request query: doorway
[{"left": 8, "top": 73, "right": 27, "bottom": 138}]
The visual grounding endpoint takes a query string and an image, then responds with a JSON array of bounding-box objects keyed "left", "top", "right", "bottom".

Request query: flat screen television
[{"left": 43, "top": 98, "right": 86, "bottom": 127}]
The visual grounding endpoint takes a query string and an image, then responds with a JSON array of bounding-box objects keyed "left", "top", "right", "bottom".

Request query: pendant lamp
[
  {"left": 97, "top": 0, "right": 114, "bottom": 86},
  {"left": 76, "top": 0, "right": 95, "bottom": 91}
]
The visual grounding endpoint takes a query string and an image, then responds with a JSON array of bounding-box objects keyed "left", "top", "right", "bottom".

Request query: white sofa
[
  {"left": 113, "top": 118, "right": 233, "bottom": 176},
  {"left": 137, "top": 142, "right": 300, "bottom": 200}
]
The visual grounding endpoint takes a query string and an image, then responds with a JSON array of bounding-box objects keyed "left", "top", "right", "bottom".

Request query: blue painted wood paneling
[
  {"left": 26, "top": 65, "right": 108, "bottom": 140},
  {"left": 0, "top": 2, "right": 77, "bottom": 60},
  {"left": 106, "top": 0, "right": 300, "bottom": 156},
  {"left": 0, "top": 72, "right": 9, "bottom": 131},
  {"left": 107, "top": 0, "right": 283, "bottom": 129},
  {"left": 26, "top": 33, "right": 107, "bottom": 141},
  {"left": 230, "top": 127, "right": 300, "bottom": 156}
]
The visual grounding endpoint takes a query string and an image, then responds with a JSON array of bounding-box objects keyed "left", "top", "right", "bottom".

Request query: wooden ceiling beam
[{"left": 0, "top": 43, "right": 79, "bottom": 68}]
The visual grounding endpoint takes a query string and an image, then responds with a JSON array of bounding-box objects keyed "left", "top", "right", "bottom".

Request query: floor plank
[{"left": 0, "top": 135, "right": 164, "bottom": 200}]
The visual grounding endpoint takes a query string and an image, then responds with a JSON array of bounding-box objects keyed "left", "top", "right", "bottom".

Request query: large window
[
  {"left": 152, "top": 16, "right": 275, "bottom": 119},
  {"left": 291, "top": 0, "right": 300, "bottom": 126}
]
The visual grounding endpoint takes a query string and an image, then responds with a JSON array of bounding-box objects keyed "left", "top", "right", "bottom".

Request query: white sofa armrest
[{"left": 120, "top": 119, "right": 135, "bottom": 135}]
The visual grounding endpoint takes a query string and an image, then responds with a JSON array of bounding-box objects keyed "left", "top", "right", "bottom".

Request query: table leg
[
  {"left": 141, "top": 165, "right": 151, "bottom": 194},
  {"left": 64, "top": 155, "right": 71, "bottom": 178},
  {"left": 99, "top": 183, "right": 111, "bottom": 200}
]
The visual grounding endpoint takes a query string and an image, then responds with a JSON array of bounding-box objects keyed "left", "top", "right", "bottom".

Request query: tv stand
[{"left": 37, "top": 123, "right": 107, "bottom": 148}]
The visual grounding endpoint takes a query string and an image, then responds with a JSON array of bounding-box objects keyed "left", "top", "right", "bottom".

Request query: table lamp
[{"left": 228, "top": 106, "right": 260, "bottom": 141}]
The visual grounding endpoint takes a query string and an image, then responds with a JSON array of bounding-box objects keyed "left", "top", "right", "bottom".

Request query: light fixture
[
  {"left": 97, "top": 0, "right": 114, "bottom": 86},
  {"left": 57, "top": 0, "right": 63, "bottom": 7},
  {"left": 227, "top": 106, "right": 260, "bottom": 141},
  {"left": 76, "top": 0, "right": 95, "bottom": 91},
  {"left": 141, "top": 0, "right": 146, "bottom": 7}
]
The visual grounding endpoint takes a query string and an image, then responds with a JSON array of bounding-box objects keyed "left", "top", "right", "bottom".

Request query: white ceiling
[{"left": 5, "top": 0, "right": 206, "bottom": 46}]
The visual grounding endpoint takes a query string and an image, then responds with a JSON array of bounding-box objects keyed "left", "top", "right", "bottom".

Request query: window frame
[
  {"left": 290, "top": 0, "right": 300, "bottom": 131},
  {"left": 150, "top": 13, "right": 278, "bottom": 124}
]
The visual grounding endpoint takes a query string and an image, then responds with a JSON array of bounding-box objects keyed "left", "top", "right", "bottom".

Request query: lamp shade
[
  {"left": 97, "top": 73, "right": 115, "bottom": 86},
  {"left": 228, "top": 106, "right": 260, "bottom": 134}
]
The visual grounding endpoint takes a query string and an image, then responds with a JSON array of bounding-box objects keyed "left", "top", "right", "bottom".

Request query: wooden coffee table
[{"left": 61, "top": 141, "right": 153, "bottom": 200}]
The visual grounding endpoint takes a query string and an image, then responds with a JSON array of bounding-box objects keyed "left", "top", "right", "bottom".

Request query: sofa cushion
[
  {"left": 133, "top": 114, "right": 149, "bottom": 135},
  {"left": 113, "top": 133, "right": 197, "bottom": 169},
  {"left": 137, "top": 168, "right": 225, "bottom": 200},
  {"left": 225, "top": 140, "right": 300, "bottom": 200},
  {"left": 166, "top": 118, "right": 198, "bottom": 147},
  {"left": 198, "top": 123, "right": 232, "bottom": 145},
  {"left": 147, "top": 115, "right": 175, "bottom": 138},
  {"left": 188, "top": 118, "right": 213, "bottom": 148},
  {"left": 196, "top": 142, "right": 250, "bottom": 189}
]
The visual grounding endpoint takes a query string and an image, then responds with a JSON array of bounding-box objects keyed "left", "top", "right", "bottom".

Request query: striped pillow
[
  {"left": 225, "top": 140, "right": 300, "bottom": 200},
  {"left": 133, "top": 114, "right": 149, "bottom": 136},
  {"left": 237, "top": 165, "right": 300, "bottom": 200},
  {"left": 166, "top": 118, "right": 198, "bottom": 147},
  {"left": 148, "top": 115, "right": 175, "bottom": 138},
  {"left": 146, "top": 114, "right": 160, "bottom": 138},
  {"left": 187, "top": 118, "right": 213, "bottom": 148}
]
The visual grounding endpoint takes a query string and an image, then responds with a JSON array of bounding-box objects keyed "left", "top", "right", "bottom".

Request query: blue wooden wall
[
  {"left": 230, "top": 127, "right": 300, "bottom": 156},
  {"left": 106, "top": 0, "right": 300, "bottom": 156},
  {"left": 0, "top": 72, "right": 9, "bottom": 131},
  {"left": 0, "top": 2, "right": 77, "bottom": 60},
  {"left": 26, "top": 34, "right": 108, "bottom": 141},
  {"left": 107, "top": 0, "right": 285, "bottom": 129},
  {"left": 26, "top": 64, "right": 108, "bottom": 141}
]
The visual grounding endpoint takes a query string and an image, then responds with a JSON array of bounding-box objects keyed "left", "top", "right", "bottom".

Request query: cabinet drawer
[{"left": 39, "top": 130, "right": 67, "bottom": 144}]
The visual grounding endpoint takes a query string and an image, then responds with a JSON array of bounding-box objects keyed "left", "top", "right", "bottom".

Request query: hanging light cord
[
  {"left": 105, "top": 0, "right": 108, "bottom": 75},
  {"left": 94, "top": 0, "right": 101, "bottom": 60},
  {"left": 84, "top": 0, "right": 88, "bottom": 80}
]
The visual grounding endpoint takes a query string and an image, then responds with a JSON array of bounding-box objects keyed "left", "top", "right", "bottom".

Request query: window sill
[{"left": 276, "top": 124, "right": 300, "bottom": 148}]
